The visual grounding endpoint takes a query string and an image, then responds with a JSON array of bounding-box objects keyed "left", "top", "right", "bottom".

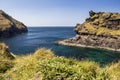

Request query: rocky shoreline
[
  {"left": 57, "top": 37, "right": 120, "bottom": 52},
  {"left": 56, "top": 11, "right": 120, "bottom": 52}
]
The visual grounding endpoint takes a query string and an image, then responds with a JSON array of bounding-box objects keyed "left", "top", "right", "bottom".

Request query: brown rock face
[{"left": 0, "top": 10, "right": 28, "bottom": 38}]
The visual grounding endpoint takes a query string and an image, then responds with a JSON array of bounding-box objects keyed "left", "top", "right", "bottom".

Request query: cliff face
[
  {"left": 57, "top": 11, "right": 120, "bottom": 51},
  {"left": 0, "top": 10, "right": 28, "bottom": 37}
]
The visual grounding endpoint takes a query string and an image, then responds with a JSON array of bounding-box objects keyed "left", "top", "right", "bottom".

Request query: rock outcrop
[
  {"left": 57, "top": 11, "right": 120, "bottom": 51},
  {"left": 0, "top": 10, "right": 28, "bottom": 38},
  {"left": 0, "top": 43, "right": 15, "bottom": 59}
]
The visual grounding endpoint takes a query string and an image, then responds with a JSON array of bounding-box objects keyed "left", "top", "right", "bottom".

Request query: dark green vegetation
[
  {"left": 0, "top": 10, "right": 28, "bottom": 37},
  {"left": 0, "top": 43, "right": 120, "bottom": 80}
]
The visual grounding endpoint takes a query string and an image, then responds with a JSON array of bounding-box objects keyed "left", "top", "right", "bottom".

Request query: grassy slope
[
  {"left": 79, "top": 23, "right": 120, "bottom": 36},
  {"left": 76, "top": 12, "right": 120, "bottom": 37},
  {"left": 0, "top": 48, "right": 120, "bottom": 80}
]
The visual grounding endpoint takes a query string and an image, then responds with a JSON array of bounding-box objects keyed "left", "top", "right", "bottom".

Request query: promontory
[
  {"left": 0, "top": 10, "right": 28, "bottom": 37},
  {"left": 57, "top": 11, "right": 120, "bottom": 51}
]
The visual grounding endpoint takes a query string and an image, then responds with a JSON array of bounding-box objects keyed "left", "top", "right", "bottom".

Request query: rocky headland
[
  {"left": 0, "top": 10, "right": 28, "bottom": 38},
  {"left": 57, "top": 11, "right": 120, "bottom": 51}
]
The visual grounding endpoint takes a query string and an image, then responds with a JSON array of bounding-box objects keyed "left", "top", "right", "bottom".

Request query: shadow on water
[{"left": 53, "top": 45, "right": 120, "bottom": 66}]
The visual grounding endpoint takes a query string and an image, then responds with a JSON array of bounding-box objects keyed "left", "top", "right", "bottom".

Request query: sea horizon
[{"left": 27, "top": 26, "right": 75, "bottom": 27}]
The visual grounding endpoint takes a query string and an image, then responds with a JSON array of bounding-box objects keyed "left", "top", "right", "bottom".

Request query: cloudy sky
[{"left": 0, "top": 0, "right": 120, "bottom": 26}]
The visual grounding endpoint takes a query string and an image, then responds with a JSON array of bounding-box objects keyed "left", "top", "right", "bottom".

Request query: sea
[{"left": 0, "top": 27, "right": 120, "bottom": 66}]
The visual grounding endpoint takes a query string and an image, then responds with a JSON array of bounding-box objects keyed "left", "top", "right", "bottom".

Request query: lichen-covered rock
[
  {"left": 57, "top": 11, "right": 120, "bottom": 51},
  {"left": 0, "top": 10, "right": 28, "bottom": 38}
]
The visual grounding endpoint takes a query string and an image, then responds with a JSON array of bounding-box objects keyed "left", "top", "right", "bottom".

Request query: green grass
[
  {"left": 39, "top": 57, "right": 110, "bottom": 80},
  {"left": 0, "top": 48, "right": 119, "bottom": 80},
  {"left": 77, "top": 23, "right": 120, "bottom": 37}
]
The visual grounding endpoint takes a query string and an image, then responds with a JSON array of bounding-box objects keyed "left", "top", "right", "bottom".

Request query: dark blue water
[{"left": 0, "top": 27, "right": 120, "bottom": 66}]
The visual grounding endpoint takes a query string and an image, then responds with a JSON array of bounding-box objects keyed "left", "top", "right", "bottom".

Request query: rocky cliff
[
  {"left": 0, "top": 10, "right": 28, "bottom": 37},
  {"left": 57, "top": 11, "right": 120, "bottom": 51}
]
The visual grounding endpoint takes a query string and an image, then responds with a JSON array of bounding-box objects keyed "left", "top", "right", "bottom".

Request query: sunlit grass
[{"left": 0, "top": 47, "right": 120, "bottom": 80}]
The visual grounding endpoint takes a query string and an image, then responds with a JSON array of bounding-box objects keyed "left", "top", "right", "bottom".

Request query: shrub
[{"left": 39, "top": 57, "right": 110, "bottom": 80}]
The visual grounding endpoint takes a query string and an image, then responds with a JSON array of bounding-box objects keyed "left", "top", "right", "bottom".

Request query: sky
[{"left": 0, "top": 0, "right": 120, "bottom": 26}]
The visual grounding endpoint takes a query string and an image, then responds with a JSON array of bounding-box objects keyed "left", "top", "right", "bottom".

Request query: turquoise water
[{"left": 0, "top": 27, "right": 120, "bottom": 66}]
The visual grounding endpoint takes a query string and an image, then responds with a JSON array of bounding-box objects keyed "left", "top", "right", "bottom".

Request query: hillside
[
  {"left": 57, "top": 11, "right": 120, "bottom": 51},
  {"left": 0, "top": 43, "right": 120, "bottom": 80},
  {"left": 0, "top": 10, "right": 28, "bottom": 37}
]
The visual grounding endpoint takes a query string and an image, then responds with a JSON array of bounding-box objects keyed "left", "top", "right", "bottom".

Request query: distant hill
[{"left": 0, "top": 10, "right": 28, "bottom": 37}]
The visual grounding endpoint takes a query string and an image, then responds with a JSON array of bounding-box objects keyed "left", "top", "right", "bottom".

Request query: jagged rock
[
  {"left": 57, "top": 11, "right": 120, "bottom": 51},
  {"left": 89, "top": 10, "right": 96, "bottom": 17},
  {"left": 0, "top": 10, "right": 28, "bottom": 38}
]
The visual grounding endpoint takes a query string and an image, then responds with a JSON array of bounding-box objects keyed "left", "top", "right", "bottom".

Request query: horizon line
[{"left": 27, "top": 25, "right": 75, "bottom": 27}]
